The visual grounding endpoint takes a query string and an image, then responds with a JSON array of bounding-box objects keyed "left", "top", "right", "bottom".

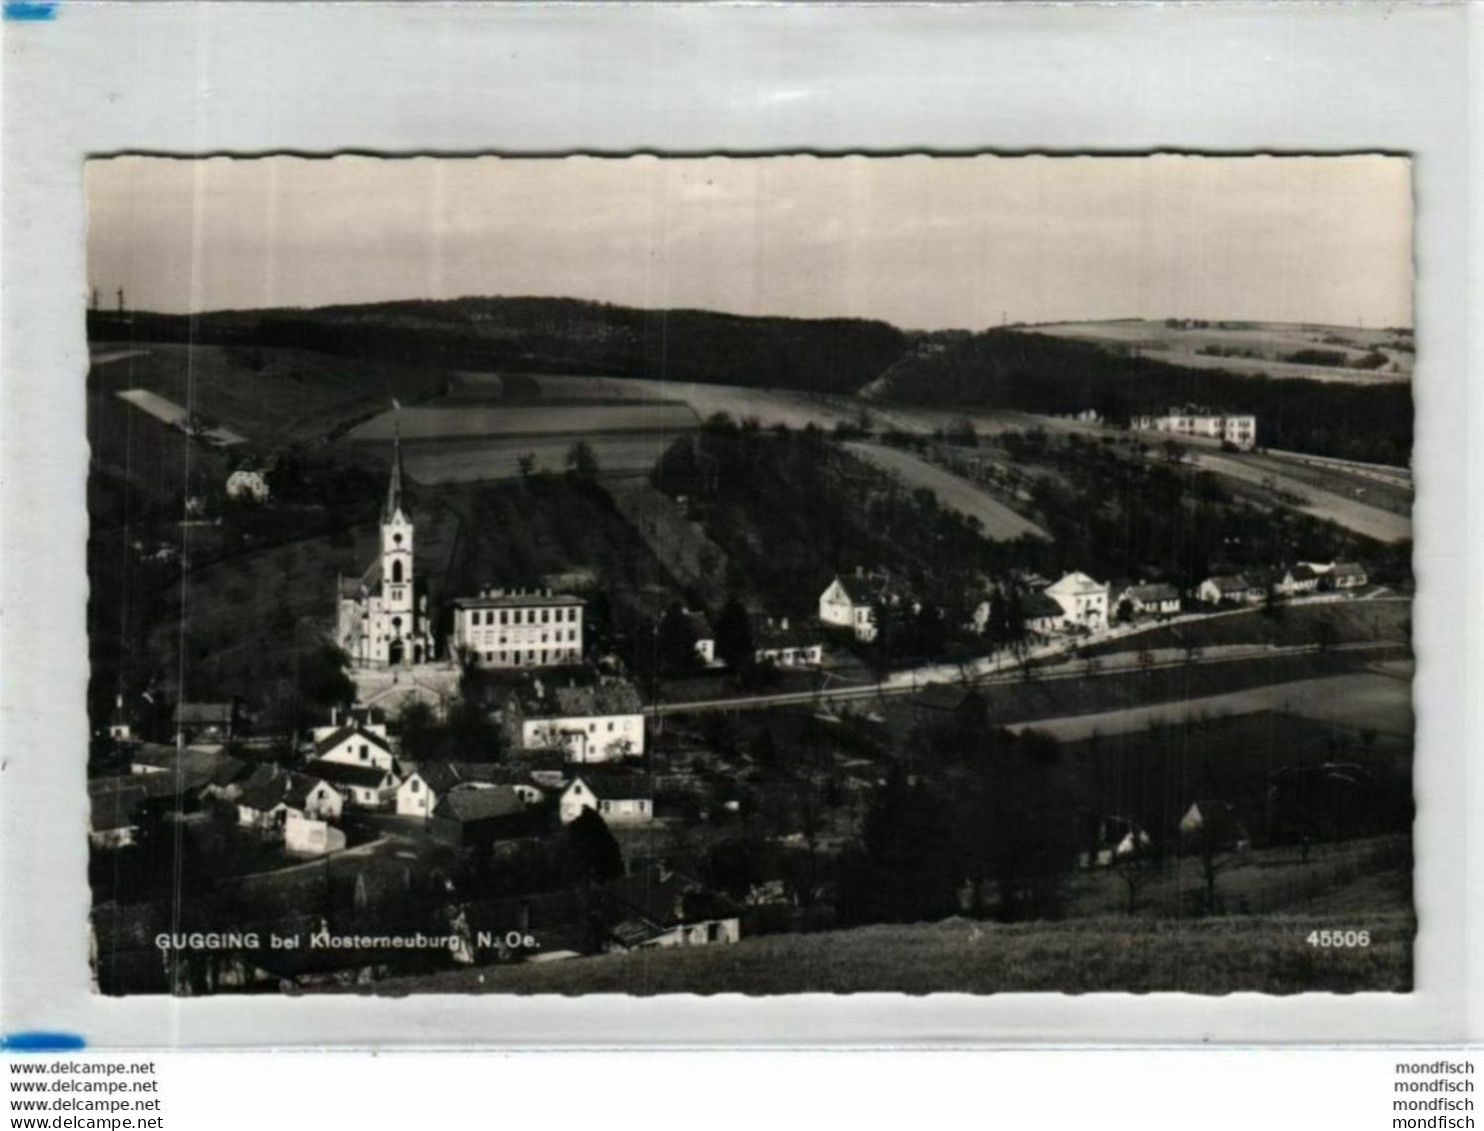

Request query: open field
[
  {"left": 1032, "top": 319, "right": 1413, "bottom": 383},
  {"left": 1008, "top": 668, "right": 1412, "bottom": 743},
  {"left": 116, "top": 388, "right": 248, "bottom": 445},
  {"left": 400, "top": 434, "right": 681, "bottom": 484},
  {"left": 349, "top": 402, "right": 699, "bottom": 441},
  {"left": 1192, "top": 450, "right": 1411, "bottom": 542},
  {"left": 369, "top": 905, "right": 1412, "bottom": 995},
  {"left": 843, "top": 441, "right": 1048, "bottom": 541},
  {"left": 88, "top": 341, "right": 449, "bottom": 447},
  {"left": 1085, "top": 600, "right": 1411, "bottom": 657}
]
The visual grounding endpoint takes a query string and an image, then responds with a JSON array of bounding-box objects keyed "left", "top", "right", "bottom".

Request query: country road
[{"left": 646, "top": 637, "right": 1401, "bottom": 717}]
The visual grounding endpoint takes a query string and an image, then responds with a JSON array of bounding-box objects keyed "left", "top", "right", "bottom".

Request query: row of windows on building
[
  {"left": 483, "top": 648, "right": 583, "bottom": 664},
  {"left": 467, "top": 607, "right": 580, "bottom": 627},
  {"left": 473, "top": 629, "right": 579, "bottom": 646}
]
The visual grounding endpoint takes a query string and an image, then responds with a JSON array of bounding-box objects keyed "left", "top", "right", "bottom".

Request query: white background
[{"left": 1, "top": 0, "right": 1479, "bottom": 1053}]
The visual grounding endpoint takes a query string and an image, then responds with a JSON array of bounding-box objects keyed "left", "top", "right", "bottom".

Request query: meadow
[{"left": 348, "top": 402, "right": 700, "bottom": 441}]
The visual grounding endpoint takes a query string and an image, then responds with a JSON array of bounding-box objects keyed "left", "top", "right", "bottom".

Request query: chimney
[{"left": 781, "top": 617, "right": 789, "bottom": 630}]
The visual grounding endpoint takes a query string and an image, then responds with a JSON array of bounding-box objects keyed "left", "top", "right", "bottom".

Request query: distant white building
[
  {"left": 225, "top": 468, "right": 271, "bottom": 502},
  {"left": 1132, "top": 409, "right": 1257, "bottom": 450},
  {"left": 1112, "top": 582, "right": 1181, "bottom": 618},
  {"left": 818, "top": 574, "right": 880, "bottom": 641},
  {"left": 1045, "top": 572, "right": 1110, "bottom": 628}
]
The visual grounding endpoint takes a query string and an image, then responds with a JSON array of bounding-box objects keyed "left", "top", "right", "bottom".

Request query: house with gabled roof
[
  {"left": 302, "top": 758, "right": 398, "bottom": 809},
  {"left": 1045, "top": 571, "right": 1110, "bottom": 627},
  {"left": 819, "top": 572, "right": 884, "bottom": 641},
  {"left": 559, "top": 771, "right": 655, "bottom": 826},
  {"left": 173, "top": 701, "right": 238, "bottom": 746},
  {"left": 313, "top": 724, "right": 396, "bottom": 774},
  {"left": 751, "top": 614, "right": 824, "bottom": 667},
  {"left": 1197, "top": 575, "right": 1251, "bottom": 605},
  {"left": 395, "top": 762, "right": 541, "bottom": 818},
  {"left": 1113, "top": 582, "right": 1182, "bottom": 618},
  {"left": 430, "top": 785, "right": 544, "bottom": 848},
  {"left": 505, "top": 675, "right": 645, "bottom": 762},
  {"left": 236, "top": 769, "right": 342, "bottom": 830}
]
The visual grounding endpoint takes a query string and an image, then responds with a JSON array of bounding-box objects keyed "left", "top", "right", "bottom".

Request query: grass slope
[{"left": 371, "top": 908, "right": 1413, "bottom": 996}]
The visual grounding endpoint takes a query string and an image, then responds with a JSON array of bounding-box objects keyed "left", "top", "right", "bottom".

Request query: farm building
[
  {"left": 1197, "top": 575, "right": 1251, "bottom": 604},
  {"left": 430, "top": 785, "right": 544, "bottom": 848},
  {"left": 1113, "top": 582, "right": 1181, "bottom": 618},
  {"left": 450, "top": 588, "right": 585, "bottom": 669}
]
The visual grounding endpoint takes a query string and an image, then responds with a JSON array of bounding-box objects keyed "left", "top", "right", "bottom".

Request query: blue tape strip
[
  {"left": 2, "top": 1032, "right": 88, "bottom": 1052},
  {"left": 4, "top": 2, "right": 60, "bottom": 20}
]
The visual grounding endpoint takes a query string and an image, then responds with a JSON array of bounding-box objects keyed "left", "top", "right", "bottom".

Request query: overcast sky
[{"left": 86, "top": 154, "right": 1412, "bottom": 330}]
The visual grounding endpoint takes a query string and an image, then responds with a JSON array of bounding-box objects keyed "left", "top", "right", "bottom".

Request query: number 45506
[{"left": 1307, "top": 930, "right": 1370, "bottom": 948}]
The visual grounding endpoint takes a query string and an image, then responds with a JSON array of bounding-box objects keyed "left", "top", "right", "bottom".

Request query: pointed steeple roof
[{"left": 384, "top": 418, "right": 405, "bottom": 522}]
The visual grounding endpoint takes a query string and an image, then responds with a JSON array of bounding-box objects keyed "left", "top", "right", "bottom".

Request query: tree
[
  {"left": 517, "top": 452, "right": 536, "bottom": 479},
  {"left": 1116, "top": 597, "right": 1135, "bottom": 624},
  {"left": 565, "top": 440, "right": 600, "bottom": 480},
  {"left": 839, "top": 764, "right": 961, "bottom": 925},
  {"left": 1111, "top": 835, "right": 1158, "bottom": 916},
  {"left": 713, "top": 596, "right": 754, "bottom": 671},
  {"left": 561, "top": 808, "right": 625, "bottom": 883},
  {"left": 655, "top": 602, "right": 701, "bottom": 677}
]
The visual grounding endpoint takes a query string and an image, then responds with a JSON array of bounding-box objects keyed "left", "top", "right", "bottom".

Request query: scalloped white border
[{"left": 1, "top": 0, "right": 1476, "bottom": 1048}]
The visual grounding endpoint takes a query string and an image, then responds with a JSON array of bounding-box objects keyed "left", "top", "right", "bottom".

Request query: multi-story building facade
[
  {"left": 451, "top": 589, "right": 585, "bottom": 668},
  {"left": 1132, "top": 408, "right": 1257, "bottom": 450}
]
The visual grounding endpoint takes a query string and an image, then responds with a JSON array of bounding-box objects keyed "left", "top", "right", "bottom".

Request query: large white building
[
  {"left": 1045, "top": 571, "right": 1111, "bottom": 628},
  {"left": 1132, "top": 409, "right": 1257, "bottom": 450},
  {"left": 336, "top": 430, "right": 436, "bottom": 667},
  {"left": 451, "top": 589, "right": 585, "bottom": 669},
  {"left": 504, "top": 677, "right": 645, "bottom": 762}
]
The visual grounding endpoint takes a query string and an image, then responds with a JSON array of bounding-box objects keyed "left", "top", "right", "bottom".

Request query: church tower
[{"left": 380, "top": 423, "right": 416, "bottom": 636}]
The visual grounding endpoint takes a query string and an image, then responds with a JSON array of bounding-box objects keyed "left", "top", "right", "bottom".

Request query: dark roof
[
  {"left": 1291, "top": 564, "right": 1319, "bottom": 581},
  {"left": 174, "top": 702, "right": 234, "bottom": 725},
  {"left": 751, "top": 615, "right": 822, "bottom": 650},
  {"left": 452, "top": 591, "right": 583, "bottom": 610},
  {"left": 411, "top": 761, "right": 517, "bottom": 795},
  {"left": 1205, "top": 575, "right": 1249, "bottom": 593},
  {"left": 313, "top": 725, "right": 391, "bottom": 758},
  {"left": 516, "top": 678, "right": 643, "bottom": 718},
  {"left": 1124, "top": 583, "right": 1180, "bottom": 603},
  {"left": 303, "top": 759, "right": 393, "bottom": 790},
  {"left": 832, "top": 574, "right": 878, "bottom": 604},
  {"left": 681, "top": 611, "right": 714, "bottom": 640},
  {"left": 570, "top": 772, "right": 655, "bottom": 802},
  {"left": 127, "top": 745, "right": 236, "bottom": 791},
  {"left": 434, "top": 785, "right": 528, "bottom": 823},
  {"left": 1332, "top": 562, "right": 1367, "bottom": 578}
]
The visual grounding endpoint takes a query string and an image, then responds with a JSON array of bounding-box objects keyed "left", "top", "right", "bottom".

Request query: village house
[
  {"left": 1275, "top": 564, "right": 1321, "bottom": 597},
  {"left": 311, "top": 723, "right": 396, "bottom": 775},
  {"left": 818, "top": 573, "right": 883, "bottom": 641},
  {"left": 173, "top": 701, "right": 238, "bottom": 746},
  {"left": 1113, "top": 582, "right": 1182, "bottom": 618},
  {"left": 236, "top": 769, "right": 343, "bottom": 831},
  {"left": 1197, "top": 574, "right": 1251, "bottom": 605},
  {"left": 1045, "top": 571, "right": 1111, "bottom": 629},
  {"left": 302, "top": 759, "right": 398, "bottom": 810},
  {"left": 395, "top": 762, "right": 541, "bottom": 818},
  {"left": 1081, "top": 815, "right": 1153, "bottom": 868},
  {"left": 310, "top": 706, "right": 389, "bottom": 744},
  {"left": 682, "top": 610, "right": 718, "bottom": 666},
  {"left": 601, "top": 865, "right": 742, "bottom": 951},
  {"left": 430, "top": 785, "right": 544, "bottom": 848},
  {"left": 1327, "top": 562, "right": 1370, "bottom": 590},
  {"left": 1179, "top": 800, "right": 1252, "bottom": 853},
  {"left": 224, "top": 466, "right": 271, "bottom": 503},
  {"left": 450, "top": 587, "right": 585, "bottom": 669},
  {"left": 505, "top": 676, "right": 645, "bottom": 762},
  {"left": 336, "top": 429, "right": 436, "bottom": 668},
  {"left": 751, "top": 615, "right": 825, "bottom": 667},
  {"left": 559, "top": 772, "right": 655, "bottom": 826}
]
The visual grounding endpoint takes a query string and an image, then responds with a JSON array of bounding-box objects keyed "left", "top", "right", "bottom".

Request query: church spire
[{"left": 384, "top": 410, "right": 405, "bottom": 522}]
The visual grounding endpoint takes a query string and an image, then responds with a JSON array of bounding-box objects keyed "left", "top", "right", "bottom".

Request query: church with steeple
[{"left": 336, "top": 426, "right": 436, "bottom": 667}]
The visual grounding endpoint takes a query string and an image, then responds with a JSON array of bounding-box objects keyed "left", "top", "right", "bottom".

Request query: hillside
[
  {"left": 871, "top": 329, "right": 1413, "bottom": 467},
  {"left": 367, "top": 906, "right": 1413, "bottom": 996},
  {"left": 89, "top": 297, "right": 910, "bottom": 397}
]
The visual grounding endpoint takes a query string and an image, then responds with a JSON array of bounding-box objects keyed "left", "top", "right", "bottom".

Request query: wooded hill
[
  {"left": 871, "top": 329, "right": 1414, "bottom": 467},
  {"left": 88, "top": 298, "right": 910, "bottom": 397}
]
